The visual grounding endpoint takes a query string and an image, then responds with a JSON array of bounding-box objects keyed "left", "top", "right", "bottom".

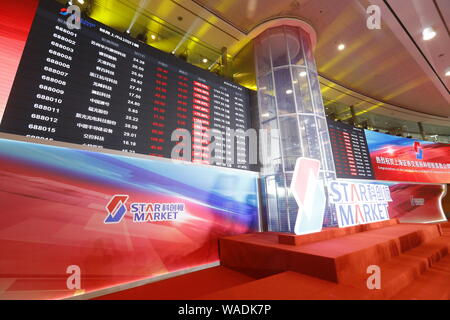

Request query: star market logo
[
  {"left": 104, "top": 195, "right": 129, "bottom": 224},
  {"left": 290, "top": 157, "right": 326, "bottom": 235},
  {"left": 413, "top": 141, "right": 423, "bottom": 160},
  {"left": 104, "top": 195, "right": 184, "bottom": 224}
]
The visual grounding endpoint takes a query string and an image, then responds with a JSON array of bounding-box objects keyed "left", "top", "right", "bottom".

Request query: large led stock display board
[
  {"left": 0, "top": 0, "right": 252, "bottom": 170},
  {"left": 327, "top": 119, "right": 375, "bottom": 179}
]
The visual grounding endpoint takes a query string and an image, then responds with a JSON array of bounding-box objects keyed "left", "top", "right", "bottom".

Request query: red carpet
[
  {"left": 93, "top": 266, "right": 255, "bottom": 300},
  {"left": 93, "top": 220, "right": 450, "bottom": 300},
  {"left": 200, "top": 271, "right": 373, "bottom": 300}
]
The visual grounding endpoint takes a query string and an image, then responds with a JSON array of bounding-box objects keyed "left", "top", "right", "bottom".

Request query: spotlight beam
[
  {"left": 127, "top": 0, "right": 151, "bottom": 33},
  {"left": 172, "top": 18, "right": 201, "bottom": 54}
]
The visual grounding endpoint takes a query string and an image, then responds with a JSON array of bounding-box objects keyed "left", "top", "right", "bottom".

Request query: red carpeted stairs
[{"left": 93, "top": 220, "right": 450, "bottom": 300}]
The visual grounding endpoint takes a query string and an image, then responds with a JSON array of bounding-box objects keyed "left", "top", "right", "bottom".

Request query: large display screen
[
  {"left": 327, "top": 119, "right": 374, "bottom": 179},
  {"left": 365, "top": 130, "right": 450, "bottom": 183},
  {"left": 327, "top": 119, "right": 450, "bottom": 184},
  {"left": 0, "top": 0, "right": 252, "bottom": 170},
  {"left": 0, "top": 137, "right": 259, "bottom": 300}
]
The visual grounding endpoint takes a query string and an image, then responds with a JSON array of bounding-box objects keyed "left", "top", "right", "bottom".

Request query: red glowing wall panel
[{"left": 0, "top": 0, "right": 39, "bottom": 119}]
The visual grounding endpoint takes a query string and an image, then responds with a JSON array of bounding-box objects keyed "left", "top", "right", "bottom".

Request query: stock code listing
[{"left": 0, "top": 0, "right": 251, "bottom": 170}]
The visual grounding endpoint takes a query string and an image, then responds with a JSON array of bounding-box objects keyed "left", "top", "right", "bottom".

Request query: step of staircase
[
  {"left": 220, "top": 223, "right": 442, "bottom": 283},
  {"left": 403, "top": 237, "right": 450, "bottom": 265},
  {"left": 204, "top": 237, "right": 450, "bottom": 300},
  {"left": 339, "top": 237, "right": 450, "bottom": 299},
  {"left": 392, "top": 268, "right": 450, "bottom": 300},
  {"left": 391, "top": 254, "right": 450, "bottom": 300}
]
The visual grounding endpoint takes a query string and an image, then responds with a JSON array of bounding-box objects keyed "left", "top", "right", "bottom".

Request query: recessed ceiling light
[
  {"left": 77, "top": 0, "right": 85, "bottom": 4},
  {"left": 299, "top": 71, "right": 307, "bottom": 77},
  {"left": 202, "top": 58, "right": 208, "bottom": 63},
  {"left": 422, "top": 27, "right": 436, "bottom": 40},
  {"left": 150, "top": 34, "right": 157, "bottom": 40},
  {"left": 286, "top": 89, "right": 293, "bottom": 94},
  {"left": 445, "top": 68, "right": 450, "bottom": 77},
  {"left": 337, "top": 43, "right": 345, "bottom": 51}
]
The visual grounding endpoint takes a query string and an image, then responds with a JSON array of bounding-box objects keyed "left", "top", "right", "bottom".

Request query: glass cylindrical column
[{"left": 254, "top": 25, "right": 337, "bottom": 231}]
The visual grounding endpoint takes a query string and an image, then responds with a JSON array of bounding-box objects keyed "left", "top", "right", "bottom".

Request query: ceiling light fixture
[
  {"left": 422, "top": 27, "right": 436, "bottom": 40},
  {"left": 299, "top": 71, "right": 307, "bottom": 77},
  {"left": 150, "top": 34, "right": 157, "bottom": 40},
  {"left": 445, "top": 68, "right": 450, "bottom": 77},
  {"left": 286, "top": 89, "right": 293, "bottom": 94},
  {"left": 337, "top": 43, "right": 345, "bottom": 51},
  {"left": 77, "top": 0, "right": 85, "bottom": 4},
  {"left": 202, "top": 58, "right": 208, "bottom": 63}
]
